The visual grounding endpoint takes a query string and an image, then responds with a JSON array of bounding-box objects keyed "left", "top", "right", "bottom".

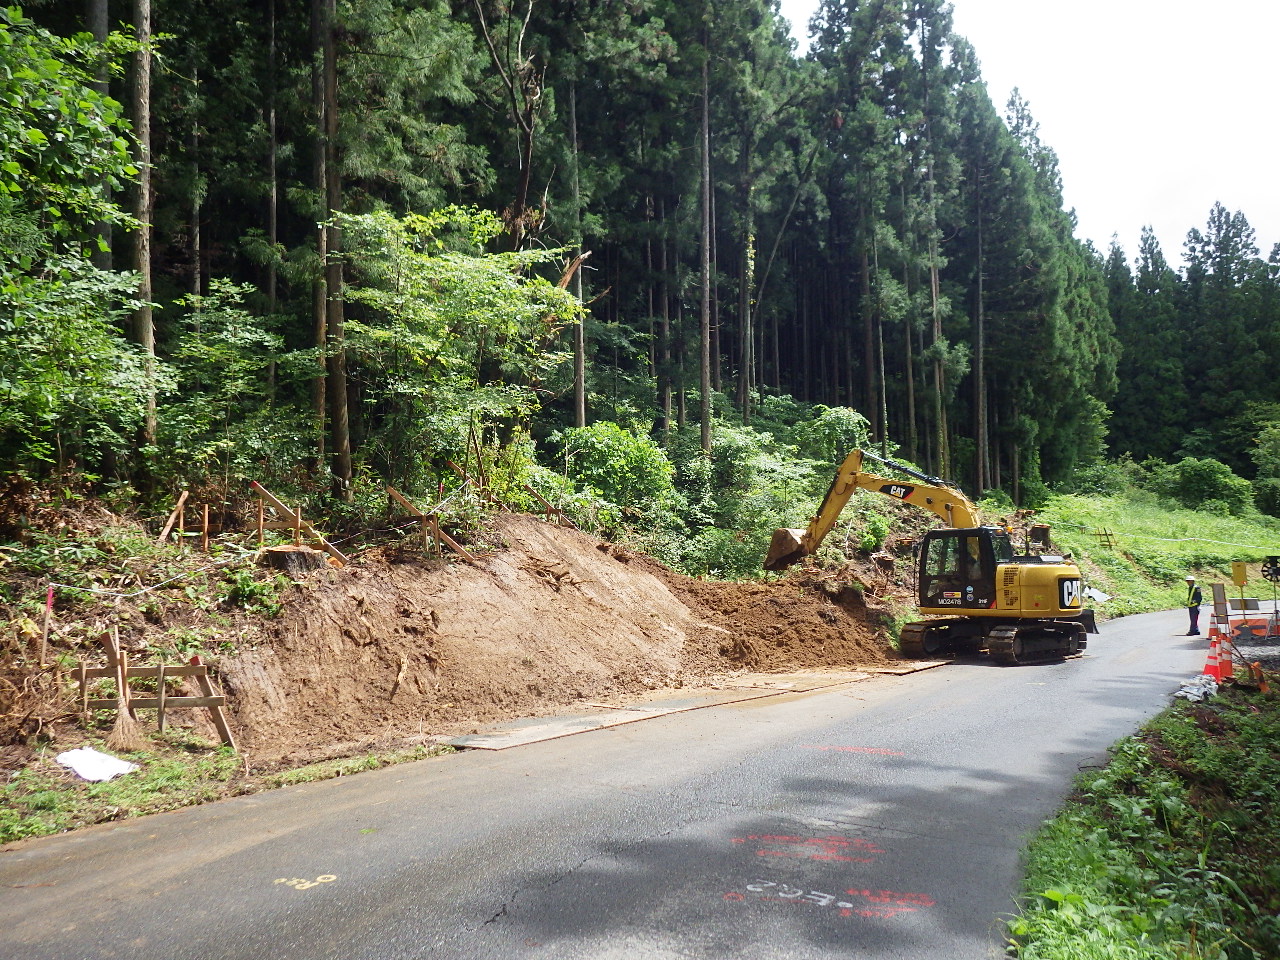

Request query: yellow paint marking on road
[{"left": 275, "top": 875, "right": 337, "bottom": 890}]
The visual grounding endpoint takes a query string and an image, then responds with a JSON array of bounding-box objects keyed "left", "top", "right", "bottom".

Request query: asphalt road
[{"left": 1, "top": 608, "right": 1209, "bottom": 960}]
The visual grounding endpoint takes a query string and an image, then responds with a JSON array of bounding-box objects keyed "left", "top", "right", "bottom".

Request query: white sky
[{"left": 777, "top": 0, "right": 1280, "bottom": 268}]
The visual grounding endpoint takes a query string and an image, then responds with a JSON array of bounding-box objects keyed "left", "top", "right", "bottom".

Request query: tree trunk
[
  {"left": 569, "top": 80, "right": 586, "bottom": 427},
  {"left": 323, "top": 0, "right": 351, "bottom": 495},
  {"left": 658, "top": 197, "right": 672, "bottom": 435},
  {"left": 873, "top": 233, "right": 888, "bottom": 449},
  {"left": 189, "top": 62, "right": 200, "bottom": 297},
  {"left": 132, "top": 0, "right": 155, "bottom": 447},
  {"left": 974, "top": 201, "right": 988, "bottom": 493},
  {"left": 735, "top": 175, "right": 755, "bottom": 423},
  {"left": 860, "top": 240, "right": 874, "bottom": 420},
  {"left": 710, "top": 168, "right": 721, "bottom": 395},
  {"left": 931, "top": 258, "right": 946, "bottom": 475},
  {"left": 699, "top": 52, "right": 712, "bottom": 454},
  {"left": 266, "top": 0, "right": 278, "bottom": 313},
  {"left": 903, "top": 267, "right": 917, "bottom": 463},
  {"left": 264, "top": 0, "right": 278, "bottom": 399},
  {"left": 309, "top": 0, "right": 327, "bottom": 467},
  {"left": 88, "top": 0, "right": 112, "bottom": 270}
]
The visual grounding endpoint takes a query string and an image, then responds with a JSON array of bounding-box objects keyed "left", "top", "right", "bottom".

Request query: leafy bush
[
  {"left": 678, "top": 525, "right": 774, "bottom": 580},
  {"left": 0, "top": 259, "right": 152, "bottom": 473},
  {"left": 553, "top": 421, "right": 675, "bottom": 509},
  {"left": 221, "top": 568, "right": 288, "bottom": 617},
  {"left": 338, "top": 207, "right": 583, "bottom": 488},
  {"left": 1146, "top": 457, "right": 1253, "bottom": 515},
  {"left": 790, "top": 405, "right": 872, "bottom": 463},
  {"left": 1064, "top": 457, "right": 1142, "bottom": 497},
  {"left": 1250, "top": 422, "right": 1280, "bottom": 479},
  {"left": 1011, "top": 691, "right": 1280, "bottom": 959},
  {"left": 155, "top": 280, "right": 307, "bottom": 490}
]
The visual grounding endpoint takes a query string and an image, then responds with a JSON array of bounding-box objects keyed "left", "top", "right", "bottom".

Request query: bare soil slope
[{"left": 224, "top": 515, "right": 898, "bottom": 763}]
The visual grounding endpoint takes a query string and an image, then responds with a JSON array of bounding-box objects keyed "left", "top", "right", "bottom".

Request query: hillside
[
  {"left": 1, "top": 504, "right": 903, "bottom": 778},
  {"left": 224, "top": 514, "right": 897, "bottom": 763}
]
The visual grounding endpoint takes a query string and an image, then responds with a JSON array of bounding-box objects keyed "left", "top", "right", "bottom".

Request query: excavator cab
[{"left": 918, "top": 528, "right": 1010, "bottom": 611}]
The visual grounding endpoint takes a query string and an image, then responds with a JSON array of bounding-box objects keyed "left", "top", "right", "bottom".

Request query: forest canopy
[{"left": 5, "top": 1, "right": 1279, "bottom": 558}]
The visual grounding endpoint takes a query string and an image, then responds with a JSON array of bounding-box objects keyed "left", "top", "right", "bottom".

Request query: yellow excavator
[{"left": 765, "top": 449, "right": 1095, "bottom": 665}]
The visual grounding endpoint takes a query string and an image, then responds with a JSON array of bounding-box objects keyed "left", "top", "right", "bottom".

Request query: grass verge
[
  {"left": 1, "top": 732, "right": 455, "bottom": 845},
  {"left": 1008, "top": 683, "right": 1280, "bottom": 959}
]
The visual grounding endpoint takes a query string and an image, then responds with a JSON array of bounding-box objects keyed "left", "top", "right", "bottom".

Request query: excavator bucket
[{"left": 764, "top": 528, "right": 808, "bottom": 571}]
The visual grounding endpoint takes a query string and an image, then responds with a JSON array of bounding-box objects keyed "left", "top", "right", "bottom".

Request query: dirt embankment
[{"left": 224, "top": 515, "right": 900, "bottom": 763}]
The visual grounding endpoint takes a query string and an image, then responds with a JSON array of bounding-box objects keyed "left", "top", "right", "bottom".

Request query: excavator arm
[{"left": 764, "top": 449, "right": 981, "bottom": 570}]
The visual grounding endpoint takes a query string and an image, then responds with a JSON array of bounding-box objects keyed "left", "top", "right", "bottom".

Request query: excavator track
[
  {"left": 987, "top": 622, "right": 1087, "bottom": 666},
  {"left": 898, "top": 622, "right": 952, "bottom": 658}
]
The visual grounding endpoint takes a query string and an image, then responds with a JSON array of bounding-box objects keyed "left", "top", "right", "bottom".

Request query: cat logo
[
  {"left": 879, "top": 483, "right": 914, "bottom": 500},
  {"left": 1059, "top": 578, "right": 1082, "bottom": 609}
]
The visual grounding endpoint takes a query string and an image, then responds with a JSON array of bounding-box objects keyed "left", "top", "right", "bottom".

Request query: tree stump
[{"left": 261, "top": 544, "right": 327, "bottom": 576}]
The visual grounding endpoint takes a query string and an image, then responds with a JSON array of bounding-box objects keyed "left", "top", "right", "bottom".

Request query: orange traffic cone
[
  {"left": 1203, "top": 636, "right": 1222, "bottom": 680},
  {"left": 1219, "top": 635, "right": 1236, "bottom": 683}
]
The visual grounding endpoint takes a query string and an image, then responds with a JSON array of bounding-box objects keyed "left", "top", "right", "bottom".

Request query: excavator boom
[{"left": 764, "top": 449, "right": 980, "bottom": 570}]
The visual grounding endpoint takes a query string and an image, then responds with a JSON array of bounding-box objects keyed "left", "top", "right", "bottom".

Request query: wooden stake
[
  {"left": 156, "top": 663, "right": 167, "bottom": 732},
  {"left": 156, "top": 490, "right": 190, "bottom": 545},
  {"left": 257, "top": 499, "right": 264, "bottom": 547},
  {"left": 249, "top": 482, "right": 348, "bottom": 565},
  {"left": 294, "top": 506, "right": 302, "bottom": 547},
  {"left": 189, "top": 656, "right": 237, "bottom": 751},
  {"left": 201, "top": 504, "right": 210, "bottom": 552},
  {"left": 39, "top": 583, "right": 52, "bottom": 667},
  {"left": 386, "top": 487, "right": 476, "bottom": 563}
]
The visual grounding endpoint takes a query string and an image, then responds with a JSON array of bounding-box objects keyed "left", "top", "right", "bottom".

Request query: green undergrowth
[
  {"left": 1034, "top": 493, "right": 1280, "bottom": 618},
  {"left": 0, "top": 732, "right": 455, "bottom": 845},
  {"left": 1010, "top": 684, "right": 1280, "bottom": 959}
]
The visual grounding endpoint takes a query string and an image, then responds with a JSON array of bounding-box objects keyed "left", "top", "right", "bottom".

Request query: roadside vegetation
[{"left": 1009, "top": 685, "right": 1280, "bottom": 959}]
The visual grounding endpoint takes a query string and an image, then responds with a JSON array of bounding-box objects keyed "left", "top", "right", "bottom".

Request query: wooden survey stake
[
  {"left": 249, "top": 481, "right": 348, "bottom": 565},
  {"left": 386, "top": 487, "right": 476, "bottom": 563}
]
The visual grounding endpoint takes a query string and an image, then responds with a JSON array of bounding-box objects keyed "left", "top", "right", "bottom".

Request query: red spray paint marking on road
[
  {"left": 729, "top": 880, "right": 937, "bottom": 921},
  {"left": 730, "top": 834, "right": 884, "bottom": 863}
]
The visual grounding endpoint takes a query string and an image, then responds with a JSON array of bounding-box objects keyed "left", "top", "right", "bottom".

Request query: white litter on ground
[
  {"left": 56, "top": 747, "right": 139, "bottom": 782},
  {"left": 1173, "top": 675, "right": 1219, "bottom": 702}
]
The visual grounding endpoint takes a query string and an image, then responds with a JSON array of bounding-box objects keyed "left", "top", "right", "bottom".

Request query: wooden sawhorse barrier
[{"left": 77, "top": 632, "right": 237, "bottom": 751}]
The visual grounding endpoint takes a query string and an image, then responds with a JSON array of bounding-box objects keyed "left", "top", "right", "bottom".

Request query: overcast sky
[{"left": 776, "top": 0, "right": 1280, "bottom": 269}]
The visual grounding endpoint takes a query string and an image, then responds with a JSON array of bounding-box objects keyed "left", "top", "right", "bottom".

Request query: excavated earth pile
[{"left": 224, "top": 514, "right": 898, "bottom": 762}]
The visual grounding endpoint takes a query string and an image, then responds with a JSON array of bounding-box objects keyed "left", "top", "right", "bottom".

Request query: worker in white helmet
[{"left": 1184, "top": 575, "right": 1202, "bottom": 636}]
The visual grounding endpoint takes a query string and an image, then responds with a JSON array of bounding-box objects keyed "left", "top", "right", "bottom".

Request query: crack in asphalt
[
  {"left": 479, "top": 826, "right": 683, "bottom": 929},
  {"left": 479, "top": 851, "right": 600, "bottom": 928}
]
